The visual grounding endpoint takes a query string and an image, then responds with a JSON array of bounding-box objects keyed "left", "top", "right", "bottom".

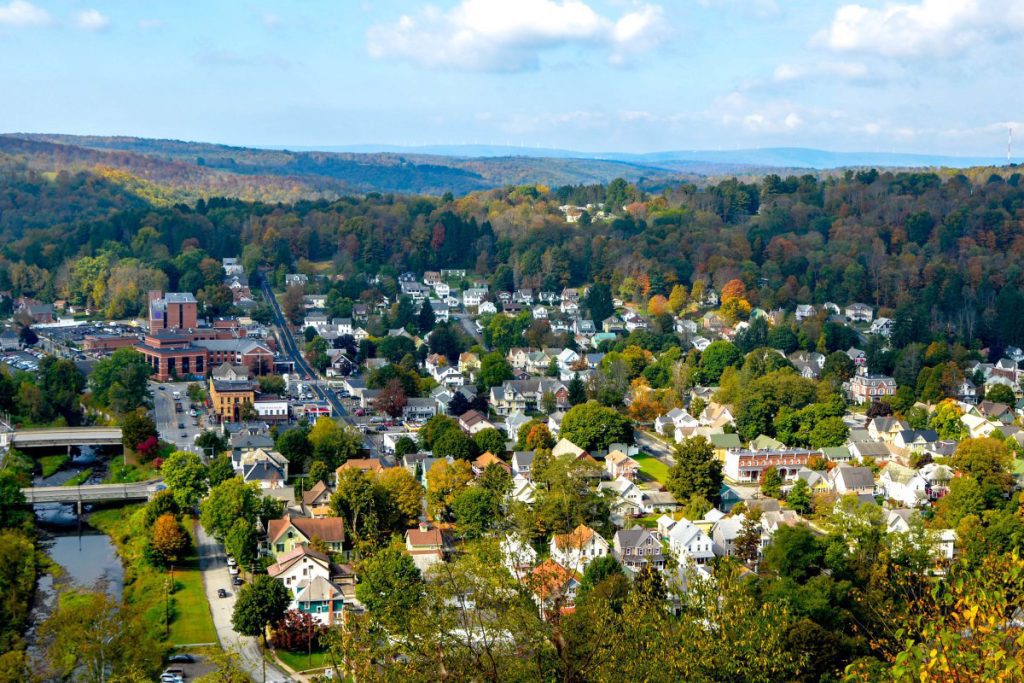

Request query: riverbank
[{"left": 90, "top": 506, "right": 218, "bottom": 648}]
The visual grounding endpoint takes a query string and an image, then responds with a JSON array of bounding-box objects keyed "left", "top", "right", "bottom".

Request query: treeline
[{"left": 4, "top": 163, "right": 1024, "bottom": 351}]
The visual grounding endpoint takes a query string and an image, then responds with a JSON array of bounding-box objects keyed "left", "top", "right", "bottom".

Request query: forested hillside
[
  {"left": 1, "top": 134, "right": 694, "bottom": 198},
  {"left": 2, "top": 160, "right": 1024, "bottom": 352}
]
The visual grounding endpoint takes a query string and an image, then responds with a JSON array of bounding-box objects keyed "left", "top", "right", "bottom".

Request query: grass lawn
[
  {"left": 634, "top": 513, "right": 662, "bottom": 528},
  {"left": 91, "top": 508, "right": 217, "bottom": 648},
  {"left": 634, "top": 453, "right": 670, "bottom": 485},
  {"left": 275, "top": 649, "right": 332, "bottom": 672},
  {"left": 63, "top": 468, "right": 93, "bottom": 486},
  {"left": 39, "top": 454, "right": 69, "bottom": 478},
  {"left": 105, "top": 459, "right": 159, "bottom": 483},
  {"left": 1014, "top": 458, "right": 1024, "bottom": 476}
]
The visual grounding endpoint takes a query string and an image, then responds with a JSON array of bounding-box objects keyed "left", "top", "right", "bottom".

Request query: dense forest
[{"left": 2, "top": 152, "right": 1024, "bottom": 351}]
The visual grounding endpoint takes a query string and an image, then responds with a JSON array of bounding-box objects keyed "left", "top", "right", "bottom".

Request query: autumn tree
[{"left": 151, "top": 513, "right": 190, "bottom": 563}]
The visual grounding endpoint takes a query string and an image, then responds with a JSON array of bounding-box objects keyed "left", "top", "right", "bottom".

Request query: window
[{"left": 276, "top": 543, "right": 285, "bottom": 552}]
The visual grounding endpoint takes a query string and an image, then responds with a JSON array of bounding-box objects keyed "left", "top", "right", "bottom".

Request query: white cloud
[
  {"left": 75, "top": 9, "right": 110, "bottom": 32},
  {"left": 0, "top": 0, "right": 51, "bottom": 27},
  {"left": 772, "top": 60, "right": 869, "bottom": 83},
  {"left": 367, "top": 0, "right": 670, "bottom": 71},
  {"left": 818, "top": 0, "right": 1024, "bottom": 58}
]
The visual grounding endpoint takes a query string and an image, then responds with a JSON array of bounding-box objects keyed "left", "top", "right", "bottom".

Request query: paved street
[
  {"left": 453, "top": 312, "right": 486, "bottom": 349},
  {"left": 151, "top": 380, "right": 206, "bottom": 453},
  {"left": 195, "top": 523, "right": 294, "bottom": 682},
  {"left": 635, "top": 428, "right": 675, "bottom": 466}
]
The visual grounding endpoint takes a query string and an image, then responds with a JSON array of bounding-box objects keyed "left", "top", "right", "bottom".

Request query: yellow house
[{"left": 208, "top": 377, "right": 256, "bottom": 423}]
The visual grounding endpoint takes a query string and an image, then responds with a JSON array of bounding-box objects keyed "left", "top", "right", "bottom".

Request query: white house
[
  {"left": 501, "top": 533, "right": 538, "bottom": 581},
  {"left": 667, "top": 519, "right": 715, "bottom": 566},
  {"left": 879, "top": 463, "right": 928, "bottom": 507},
  {"left": 550, "top": 524, "right": 609, "bottom": 570}
]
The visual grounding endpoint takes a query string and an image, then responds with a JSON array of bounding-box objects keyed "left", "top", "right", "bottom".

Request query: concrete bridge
[
  {"left": 21, "top": 480, "right": 161, "bottom": 512},
  {"left": 2, "top": 427, "right": 123, "bottom": 450}
]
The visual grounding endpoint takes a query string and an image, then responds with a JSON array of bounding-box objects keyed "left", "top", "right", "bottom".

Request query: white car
[
  {"left": 226, "top": 556, "right": 237, "bottom": 567},
  {"left": 228, "top": 565, "right": 239, "bottom": 576}
]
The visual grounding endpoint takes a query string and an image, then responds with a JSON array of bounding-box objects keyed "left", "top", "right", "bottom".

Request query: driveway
[{"left": 195, "top": 523, "right": 294, "bottom": 682}]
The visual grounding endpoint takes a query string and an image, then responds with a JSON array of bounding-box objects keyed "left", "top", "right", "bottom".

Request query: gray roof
[{"left": 834, "top": 466, "right": 875, "bottom": 489}]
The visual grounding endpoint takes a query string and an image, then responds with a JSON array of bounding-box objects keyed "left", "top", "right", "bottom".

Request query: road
[
  {"left": 195, "top": 522, "right": 294, "bottom": 682},
  {"left": 152, "top": 381, "right": 206, "bottom": 453},
  {"left": 635, "top": 429, "right": 675, "bottom": 467},
  {"left": 261, "top": 281, "right": 348, "bottom": 420},
  {"left": 453, "top": 312, "right": 486, "bottom": 349}
]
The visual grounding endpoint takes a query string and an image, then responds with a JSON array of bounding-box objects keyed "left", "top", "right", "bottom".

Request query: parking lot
[{"left": 0, "top": 349, "right": 43, "bottom": 373}]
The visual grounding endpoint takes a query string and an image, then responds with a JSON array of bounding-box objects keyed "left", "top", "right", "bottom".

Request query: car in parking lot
[
  {"left": 228, "top": 565, "right": 239, "bottom": 575},
  {"left": 168, "top": 654, "right": 194, "bottom": 664},
  {"left": 226, "top": 556, "right": 237, "bottom": 566},
  {"left": 232, "top": 575, "right": 244, "bottom": 586},
  {"left": 217, "top": 588, "right": 228, "bottom": 598}
]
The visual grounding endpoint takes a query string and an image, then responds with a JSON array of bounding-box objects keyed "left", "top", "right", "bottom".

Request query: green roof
[
  {"left": 710, "top": 433, "right": 742, "bottom": 449},
  {"left": 750, "top": 434, "right": 785, "bottom": 450},
  {"left": 822, "top": 446, "right": 851, "bottom": 460}
]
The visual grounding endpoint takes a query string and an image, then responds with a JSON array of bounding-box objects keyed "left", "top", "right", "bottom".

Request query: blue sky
[{"left": 0, "top": 0, "right": 1021, "bottom": 155}]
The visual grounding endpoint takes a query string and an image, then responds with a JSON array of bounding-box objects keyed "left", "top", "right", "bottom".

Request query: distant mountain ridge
[
  {"left": 304, "top": 143, "right": 1009, "bottom": 170},
  {"left": 0, "top": 133, "right": 1014, "bottom": 204}
]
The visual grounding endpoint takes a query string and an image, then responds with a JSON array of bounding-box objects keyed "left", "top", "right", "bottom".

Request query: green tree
[
  {"left": 200, "top": 477, "right": 264, "bottom": 540},
  {"left": 225, "top": 518, "right": 260, "bottom": 572},
  {"left": 354, "top": 546, "right": 423, "bottom": 624},
  {"left": 426, "top": 458, "right": 473, "bottom": 520},
  {"left": 699, "top": 341, "right": 742, "bottom": 384},
  {"left": 451, "top": 486, "right": 499, "bottom": 539},
  {"left": 304, "top": 336, "right": 330, "bottom": 373},
  {"left": 666, "top": 436, "right": 723, "bottom": 504},
  {"left": 808, "top": 416, "right": 849, "bottom": 448},
  {"left": 88, "top": 348, "right": 152, "bottom": 413},
  {"left": 394, "top": 436, "right": 418, "bottom": 458},
  {"left": 160, "top": 451, "right": 208, "bottom": 510},
  {"left": 760, "top": 465, "right": 783, "bottom": 498},
  {"left": 787, "top": 478, "right": 812, "bottom": 514},
  {"left": 232, "top": 574, "right": 291, "bottom": 646},
  {"left": 276, "top": 426, "right": 313, "bottom": 469},
  {"left": 151, "top": 513, "right": 190, "bottom": 563},
  {"left": 416, "top": 299, "right": 436, "bottom": 334},
  {"left": 734, "top": 512, "right": 762, "bottom": 566},
  {"left": 478, "top": 352, "right": 513, "bottom": 389},
  {"left": 473, "top": 427, "right": 507, "bottom": 456},
  {"left": 0, "top": 471, "right": 29, "bottom": 529},
  {"left": 433, "top": 428, "right": 479, "bottom": 461},
  {"left": 195, "top": 429, "right": 229, "bottom": 456},
  {"left": 558, "top": 400, "right": 632, "bottom": 451},
  {"left": 584, "top": 283, "right": 614, "bottom": 325},
  {"left": 206, "top": 454, "right": 235, "bottom": 487},
  {"left": 568, "top": 374, "right": 587, "bottom": 406},
  {"left": 984, "top": 383, "right": 1016, "bottom": 405},
  {"left": 308, "top": 416, "right": 361, "bottom": 468},
  {"left": 763, "top": 524, "right": 822, "bottom": 581}
]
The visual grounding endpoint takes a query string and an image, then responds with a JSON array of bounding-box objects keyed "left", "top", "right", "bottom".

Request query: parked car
[
  {"left": 226, "top": 556, "right": 237, "bottom": 567},
  {"left": 217, "top": 588, "right": 228, "bottom": 598},
  {"left": 232, "top": 576, "right": 244, "bottom": 586},
  {"left": 168, "top": 654, "right": 194, "bottom": 664},
  {"left": 228, "top": 565, "right": 239, "bottom": 575}
]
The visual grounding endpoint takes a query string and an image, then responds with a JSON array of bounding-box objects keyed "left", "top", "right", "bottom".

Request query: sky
[{"left": 0, "top": 0, "right": 1021, "bottom": 155}]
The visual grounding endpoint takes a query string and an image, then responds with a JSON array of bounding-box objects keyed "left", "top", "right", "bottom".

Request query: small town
[
  {"left": 2, "top": 1, "right": 1023, "bottom": 681},
  {"left": 3, "top": 245, "right": 1022, "bottom": 681}
]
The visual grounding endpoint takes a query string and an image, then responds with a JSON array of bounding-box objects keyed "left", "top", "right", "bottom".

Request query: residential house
[
  {"left": 597, "top": 477, "right": 646, "bottom": 523},
  {"left": 845, "top": 303, "right": 874, "bottom": 323},
  {"left": 267, "top": 516, "right": 346, "bottom": 558},
  {"left": 403, "top": 397, "right": 438, "bottom": 421},
  {"left": 473, "top": 451, "right": 511, "bottom": 476},
  {"left": 829, "top": 466, "right": 875, "bottom": 495},
  {"left": 868, "top": 417, "right": 910, "bottom": 443},
  {"left": 459, "top": 409, "right": 499, "bottom": 434},
  {"left": 879, "top": 463, "right": 928, "bottom": 507},
  {"left": 406, "top": 524, "right": 451, "bottom": 573},
  {"left": 529, "top": 559, "right": 580, "bottom": 618},
  {"left": 846, "top": 374, "right": 898, "bottom": 403},
  {"left": 868, "top": 317, "right": 894, "bottom": 337},
  {"left": 724, "top": 448, "right": 818, "bottom": 483},
  {"left": 511, "top": 451, "right": 535, "bottom": 477},
  {"left": 266, "top": 546, "right": 352, "bottom": 626},
  {"left": 667, "top": 519, "right": 715, "bottom": 566},
  {"left": 337, "top": 458, "right": 385, "bottom": 478},
  {"left": 613, "top": 529, "right": 667, "bottom": 571},
  {"left": 893, "top": 429, "right": 939, "bottom": 453},
  {"left": 489, "top": 378, "right": 569, "bottom": 416},
  {"left": 605, "top": 450, "right": 640, "bottom": 480},
  {"left": 550, "top": 524, "right": 609, "bottom": 571},
  {"left": 795, "top": 304, "right": 816, "bottom": 321},
  {"left": 501, "top": 533, "right": 538, "bottom": 580},
  {"left": 300, "top": 481, "right": 333, "bottom": 517}
]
